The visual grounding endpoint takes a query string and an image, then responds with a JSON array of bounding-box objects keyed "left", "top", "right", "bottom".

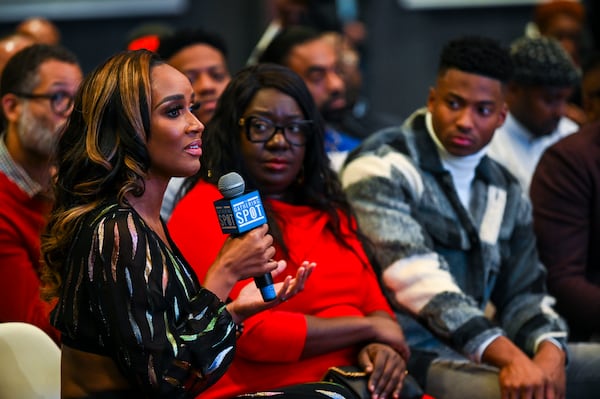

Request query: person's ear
[
  {"left": 1, "top": 93, "right": 22, "bottom": 124},
  {"left": 496, "top": 101, "right": 508, "bottom": 128},
  {"left": 426, "top": 86, "right": 436, "bottom": 112}
]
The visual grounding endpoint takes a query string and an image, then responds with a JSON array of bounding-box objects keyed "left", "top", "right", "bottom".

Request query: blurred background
[{"left": 0, "top": 0, "right": 597, "bottom": 121}]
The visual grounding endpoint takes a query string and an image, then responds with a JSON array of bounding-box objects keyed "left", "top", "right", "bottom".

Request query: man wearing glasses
[
  {"left": 257, "top": 26, "right": 358, "bottom": 172},
  {"left": 0, "top": 44, "right": 82, "bottom": 343}
]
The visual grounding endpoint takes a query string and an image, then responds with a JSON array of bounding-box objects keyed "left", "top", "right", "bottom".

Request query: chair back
[{"left": 0, "top": 322, "right": 60, "bottom": 399}]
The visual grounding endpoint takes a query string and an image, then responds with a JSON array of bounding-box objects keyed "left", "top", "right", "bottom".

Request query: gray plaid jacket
[{"left": 341, "top": 108, "right": 568, "bottom": 360}]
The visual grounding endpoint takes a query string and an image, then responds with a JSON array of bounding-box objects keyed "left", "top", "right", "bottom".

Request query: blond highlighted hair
[{"left": 41, "top": 50, "right": 164, "bottom": 300}]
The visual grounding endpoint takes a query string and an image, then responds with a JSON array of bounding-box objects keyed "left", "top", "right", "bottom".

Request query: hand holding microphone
[{"left": 214, "top": 172, "right": 277, "bottom": 301}]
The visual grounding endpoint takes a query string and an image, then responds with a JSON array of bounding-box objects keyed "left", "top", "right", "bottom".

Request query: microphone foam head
[{"left": 218, "top": 172, "right": 245, "bottom": 198}]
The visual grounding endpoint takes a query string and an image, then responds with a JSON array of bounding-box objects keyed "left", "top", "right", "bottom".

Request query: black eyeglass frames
[
  {"left": 13, "top": 91, "right": 75, "bottom": 115},
  {"left": 239, "top": 116, "right": 313, "bottom": 146}
]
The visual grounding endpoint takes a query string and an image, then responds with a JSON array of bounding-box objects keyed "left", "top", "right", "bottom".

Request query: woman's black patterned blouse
[{"left": 51, "top": 202, "right": 236, "bottom": 398}]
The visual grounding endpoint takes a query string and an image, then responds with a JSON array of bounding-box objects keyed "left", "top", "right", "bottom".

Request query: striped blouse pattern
[{"left": 52, "top": 202, "right": 236, "bottom": 398}]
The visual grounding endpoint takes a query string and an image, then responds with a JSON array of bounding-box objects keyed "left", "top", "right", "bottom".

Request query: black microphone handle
[
  {"left": 254, "top": 270, "right": 276, "bottom": 301},
  {"left": 230, "top": 232, "right": 276, "bottom": 301},
  {"left": 254, "top": 273, "right": 274, "bottom": 290},
  {"left": 217, "top": 172, "right": 275, "bottom": 301}
]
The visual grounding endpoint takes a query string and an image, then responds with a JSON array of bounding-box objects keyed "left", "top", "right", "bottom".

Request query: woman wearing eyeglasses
[{"left": 168, "top": 63, "right": 411, "bottom": 399}]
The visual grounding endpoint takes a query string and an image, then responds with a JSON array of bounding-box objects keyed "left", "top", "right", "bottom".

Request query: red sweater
[
  {"left": 168, "top": 181, "right": 394, "bottom": 399},
  {"left": 0, "top": 172, "right": 59, "bottom": 342}
]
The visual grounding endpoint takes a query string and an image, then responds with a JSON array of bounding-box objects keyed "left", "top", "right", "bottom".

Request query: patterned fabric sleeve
[
  {"left": 490, "top": 191, "right": 568, "bottom": 356},
  {"left": 84, "top": 207, "right": 236, "bottom": 398},
  {"left": 341, "top": 145, "right": 501, "bottom": 360},
  {"left": 342, "top": 138, "right": 567, "bottom": 359}
]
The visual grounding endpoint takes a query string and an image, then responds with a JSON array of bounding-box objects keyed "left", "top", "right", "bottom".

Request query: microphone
[{"left": 214, "top": 172, "right": 276, "bottom": 301}]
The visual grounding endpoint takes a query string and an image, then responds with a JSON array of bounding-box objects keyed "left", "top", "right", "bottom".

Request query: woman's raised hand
[{"left": 226, "top": 261, "right": 316, "bottom": 323}]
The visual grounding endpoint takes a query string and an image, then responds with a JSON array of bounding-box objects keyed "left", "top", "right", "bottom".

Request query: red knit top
[
  {"left": 0, "top": 172, "right": 58, "bottom": 342},
  {"left": 168, "top": 181, "right": 393, "bottom": 399}
]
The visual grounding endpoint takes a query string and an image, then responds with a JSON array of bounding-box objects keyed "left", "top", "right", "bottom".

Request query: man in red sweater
[{"left": 0, "top": 44, "right": 82, "bottom": 343}]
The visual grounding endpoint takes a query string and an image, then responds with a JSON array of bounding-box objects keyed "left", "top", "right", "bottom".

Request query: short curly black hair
[
  {"left": 156, "top": 27, "right": 227, "bottom": 61},
  {"left": 510, "top": 36, "right": 579, "bottom": 87},
  {"left": 258, "top": 26, "right": 320, "bottom": 66},
  {"left": 438, "top": 36, "right": 513, "bottom": 83}
]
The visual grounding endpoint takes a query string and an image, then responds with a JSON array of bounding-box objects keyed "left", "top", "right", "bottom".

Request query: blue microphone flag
[{"left": 214, "top": 191, "right": 267, "bottom": 235}]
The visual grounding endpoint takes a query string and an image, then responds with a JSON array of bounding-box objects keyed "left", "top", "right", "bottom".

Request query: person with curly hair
[
  {"left": 40, "top": 49, "right": 325, "bottom": 398},
  {"left": 340, "top": 35, "right": 600, "bottom": 399},
  {"left": 168, "top": 63, "right": 412, "bottom": 399},
  {"left": 155, "top": 27, "right": 232, "bottom": 221},
  {"left": 487, "top": 36, "right": 580, "bottom": 193}
]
